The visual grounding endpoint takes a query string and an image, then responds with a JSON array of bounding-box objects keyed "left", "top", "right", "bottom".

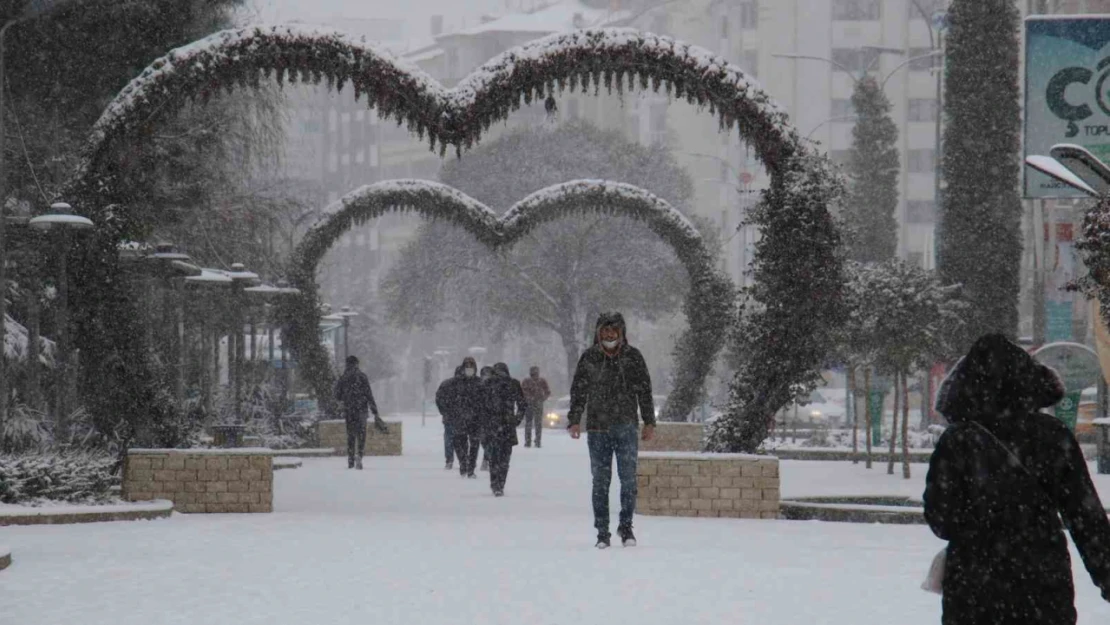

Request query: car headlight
[
  {"left": 546, "top": 413, "right": 558, "bottom": 420},
  {"left": 810, "top": 410, "right": 822, "bottom": 418}
]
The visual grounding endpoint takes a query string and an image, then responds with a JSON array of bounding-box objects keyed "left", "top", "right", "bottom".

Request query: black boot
[
  {"left": 595, "top": 532, "right": 611, "bottom": 549},
  {"left": 618, "top": 524, "right": 636, "bottom": 547}
]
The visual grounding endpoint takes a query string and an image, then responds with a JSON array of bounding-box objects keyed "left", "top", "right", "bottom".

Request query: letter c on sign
[{"left": 1047, "top": 67, "right": 1094, "bottom": 122}]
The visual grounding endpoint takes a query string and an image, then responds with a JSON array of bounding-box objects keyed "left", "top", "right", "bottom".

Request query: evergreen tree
[
  {"left": 845, "top": 76, "right": 900, "bottom": 263},
  {"left": 936, "top": 0, "right": 1023, "bottom": 351}
]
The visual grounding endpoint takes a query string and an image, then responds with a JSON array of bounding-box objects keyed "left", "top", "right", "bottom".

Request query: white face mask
[
  {"left": 602, "top": 339, "right": 620, "bottom": 350},
  {"left": 464, "top": 368, "right": 476, "bottom": 377}
]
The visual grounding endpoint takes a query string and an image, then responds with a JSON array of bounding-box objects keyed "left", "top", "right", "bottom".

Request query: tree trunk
[
  {"left": 887, "top": 372, "right": 899, "bottom": 475},
  {"left": 864, "top": 368, "right": 873, "bottom": 469},
  {"left": 902, "top": 370, "right": 912, "bottom": 479},
  {"left": 848, "top": 367, "right": 858, "bottom": 464}
]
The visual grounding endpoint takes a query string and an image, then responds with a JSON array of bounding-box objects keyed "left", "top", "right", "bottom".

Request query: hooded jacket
[
  {"left": 924, "top": 334, "right": 1110, "bottom": 625},
  {"left": 566, "top": 312, "right": 655, "bottom": 432},
  {"left": 480, "top": 362, "right": 527, "bottom": 445},
  {"left": 334, "top": 363, "right": 377, "bottom": 417},
  {"left": 435, "top": 364, "right": 482, "bottom": 428}
]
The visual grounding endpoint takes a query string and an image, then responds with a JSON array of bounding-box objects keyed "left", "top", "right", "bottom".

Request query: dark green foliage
[
  {"left": 936, "top": 0, "right": 1023, "bottom": 351},
  {"left": 708, "top": 154, "right": 847, "bottom": 452},
  {"left": 845, "top": 77, "right": 899, "bottom": 263}
]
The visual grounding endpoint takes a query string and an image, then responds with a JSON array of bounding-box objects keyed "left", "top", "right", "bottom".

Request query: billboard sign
[{"left": 1025, "top": 16, "right": 1110, "bottom": 198}]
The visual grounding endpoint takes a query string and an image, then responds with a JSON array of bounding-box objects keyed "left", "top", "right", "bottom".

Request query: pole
[
  {"left": 0, "top": 19, "right": 15, "bottom": 434},
  {"left": 55, "top": 231, "right": 70, "bottom": 442},
  {"left": 27, "top": 275, "right": 40, "bottom": 411},
  {"left": 342, "top": 317, "right": 350, "bottom": 363},
  {"left": 174, "top": 280, "right": 184, "bottom": 409}
]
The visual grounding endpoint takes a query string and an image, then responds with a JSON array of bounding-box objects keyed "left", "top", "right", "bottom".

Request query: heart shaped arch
[
  {"left": 66, "top": 25, "right": 844, "bottom": 452},
  {"left": 282, "top": 179, "right": 733, "bottom": 422}
]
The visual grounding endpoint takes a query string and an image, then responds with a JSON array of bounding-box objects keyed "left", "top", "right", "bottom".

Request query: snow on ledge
[
  {"left": 127, "top": 448, "right": 276, "bottom": 455},
  {"left": 0, "top": 499, "right": 173, "bottom": 518},
  {"left": 638, "top": 451, "right": 773, "bottom": 462},
  {"left": 781, "top": 501, "right": 924, "bottom": 515}
]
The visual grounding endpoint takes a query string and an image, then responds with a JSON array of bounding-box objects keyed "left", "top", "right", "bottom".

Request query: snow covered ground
[{"left": 4, "top": 414, "right": 1110, "bottom": 625}]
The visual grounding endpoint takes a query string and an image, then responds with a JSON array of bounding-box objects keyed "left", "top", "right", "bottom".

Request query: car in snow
[
  {"left": 542, "top": 394, "right": 668, "bottom": 429},
  {"left": 778, "top": 389, "right": 847, "bottom": 427}
]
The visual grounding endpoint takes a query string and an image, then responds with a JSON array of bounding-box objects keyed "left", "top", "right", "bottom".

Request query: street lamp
[
  {"left": 336, "top": 305, "right": 360, "bottom": 364},
  {"left": 184, "top": 267, "right": 232, "bottom": 414},
  {"left": 28, "top": 202, "right": 93, "bottom": 439}
]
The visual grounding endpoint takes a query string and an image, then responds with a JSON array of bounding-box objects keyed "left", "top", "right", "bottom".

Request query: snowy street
[{"left": 3, "top": 415, "right": 1110, "bottom": 625}]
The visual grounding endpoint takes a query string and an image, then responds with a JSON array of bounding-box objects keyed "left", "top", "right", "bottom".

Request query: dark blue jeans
[
  {"left": 443, "top": 422, "right": 456, "bottom": 464},
  {"left": 587, "top": 423, "right": 639, "bottom": 535}
]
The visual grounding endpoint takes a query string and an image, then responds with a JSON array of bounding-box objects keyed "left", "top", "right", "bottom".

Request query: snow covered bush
[
  {"left": 0, "top": 451, "right": 119, "bottom": 505},
  {"left": 1, "top": 404, "right": 52, "bottom": 453}
]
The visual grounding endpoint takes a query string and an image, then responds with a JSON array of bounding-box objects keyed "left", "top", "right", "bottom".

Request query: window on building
[
  {"left": 355, "top": 149, "right": 365, "bottom": 164},
  {"left": 909, "top": 47, "right": 941, "bottom": 71},
  {"left": 906, "top": 200, "right": 937, "bottom": 223},
  {"left": 739, "top": 1, "right": 759, "bottom": 29},
  {"left": 328, "top": 152, "right": 338, "bottom": 173},
  {"left": 355, "top": 110, "right": 365, "bottom": 122},
  {"left": 832, "top": 0, "right": 881, "bottom": 20},
  {"left": 356, "top": 233, "right": 366, "bottom": 246},
  {"left": 719, "top": 14, "right": 729, "bottom": 40},
  {"left": 328, "top": 109, "right": 337, "bottom": 133},
  {"left": 566, "top": 97, "right": 580, "bottom": 120},
  {"left": 741, "top": 50, "right": 759, "bottom": 77},
  {"left": 831, "top": 48, "right": 871, "bottom": 73},
  {"left": 341, "top": 153, "right": 350, "bottom": 167},
  {"left": 908, "top": 149, "right": 936, "bottom": 173},
  {"left": 908, "top": 99, "right": 939, "bottom": 122},
  {"left": 831, "top": 98, "right": 855, "bottom": 118},
  {"left": 830, "top": 150, "right": 853, "bottom": 167},
  {"left": 369, "top": 145, "right": 379, "bottom": 168},
  {"left": 649, "top": 100, "right": 668, "bottom": 145}
]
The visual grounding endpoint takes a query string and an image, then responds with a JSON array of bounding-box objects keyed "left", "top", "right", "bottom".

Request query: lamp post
[
  {"left": 28, "top": 202, "right": 92, "bottom": 440},
  {"left": 184, "top": 267, "right": 232, "bottom": 414},
  {"left": 144, "top": 243, "right": 201, "bottom": 408},
  {"left": 336, "top": 305, "right": 360, "bottom": 364},
  {"left": 226, "top": 263, "right": 260, "bottom": 421}
]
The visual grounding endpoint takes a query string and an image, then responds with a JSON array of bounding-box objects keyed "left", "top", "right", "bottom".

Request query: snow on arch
[{"left": 72, "top": 23, "right": 808, "bottom": 201}]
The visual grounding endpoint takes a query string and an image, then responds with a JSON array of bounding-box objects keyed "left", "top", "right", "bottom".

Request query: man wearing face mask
[
  {"left": 435, "top": 357, "right": 478, "bottom": 472},
  {"left": 567, "top": 312, "right": 655, "bottom": 549},
  {"left": 451, "top": 357, "right": 483, "bottom": 478},
  {"left": 520, "top": 366, "right": 551, "bottom": 448}
]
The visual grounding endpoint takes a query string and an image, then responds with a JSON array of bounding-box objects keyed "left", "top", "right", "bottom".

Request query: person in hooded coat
[
  {"left": 481, "top": 362, "right": 527, "bottom": 497},
  {"left": 435, "top": 365, "right": 464, "bottom": 471},
  {"left": 478, "top": 366, "right": 494, "bottom": 471},
  {"left": 334, "top": 355, "right": 380, "bottom": 470},
  {"left": 924, "top": 333, "right": 1110, "bottom": 625},
  {"left": 567, "top": 312, "right": 655, "bottom": 549},
  {"left": 441, "top": 357, "right": 482, "bottom": 478}
]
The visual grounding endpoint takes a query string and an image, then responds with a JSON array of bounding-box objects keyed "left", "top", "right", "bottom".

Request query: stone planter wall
[
  {"left": 636, "top": 452, "right": 780, "bottom": 519},
  {"left": 316, "top": 419, "right": 403, "bottom": 456},
  {"left": 640, "top": 423, "right": 705, "bottom": 452},
  {"left": 123, "top": 449, "right": 274, "bottom": 513}
]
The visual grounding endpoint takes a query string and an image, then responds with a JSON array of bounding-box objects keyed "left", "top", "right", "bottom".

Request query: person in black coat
[
  {"left": 434, "top": 357, "right": 483, "bottom": 478},
  {"left": 480, "top": 362, "right": 527, "bottom": 497},
  {"left": 924, "top": 333, "right": 1110, "bottom": 625},
  {"left": 334, "top": 355, "right": 381, "bottom": 470}
]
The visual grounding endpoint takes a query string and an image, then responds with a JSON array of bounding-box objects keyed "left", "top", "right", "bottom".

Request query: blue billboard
[{"left": 1025, "top": 17, "right": 1110, "bottom": 198}]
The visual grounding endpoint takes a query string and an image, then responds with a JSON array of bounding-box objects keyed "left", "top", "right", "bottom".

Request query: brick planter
[
  {"left": 640, "top": 423, "right": 705, "bottom": 452},
  {"left": 316, "top": 419, "right": 403, "bottom": 456},
  {"left": 123, "top": 449, "right": 274, "bottom": 513},
  {"left": 636, "top": 452, "right": 780, "bottom": 519}
]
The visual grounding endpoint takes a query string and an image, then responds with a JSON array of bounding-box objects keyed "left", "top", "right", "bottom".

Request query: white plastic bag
[{"left": 921, "top": 547, "right": 946, "bottom": 595}]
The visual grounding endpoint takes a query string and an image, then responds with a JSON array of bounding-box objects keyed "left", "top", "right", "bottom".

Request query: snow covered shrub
[
  {"left": 0, "top": 451, "right": 118, "bottom": 504},
  {"left": 1, "top": 404, "right": 53, "bottom": 453}
]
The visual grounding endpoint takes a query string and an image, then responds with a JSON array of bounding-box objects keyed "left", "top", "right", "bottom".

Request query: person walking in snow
[
  {"left": 520, "top": 366, "right": 551, "bottom": 448},
  {"left": 481, "top": 362, "right": 527, "bottom": 497},
  {"left": 334, "top": 355, "right": 381, "bottom": 470},
  {"left": 478, "top": 366, "right": 494, "bottom": 471},
  {"left": 567, "top": 312, "right": 655, "bottom": 549},
  {"left": 435, "top": 359, "right": 476, "bottom": 471},
  {"left": 434, "top": 357, "right": 483, "bottom": 478},
  {"left": 924, "top": 333, "right": 1110, "bottom": 625}
]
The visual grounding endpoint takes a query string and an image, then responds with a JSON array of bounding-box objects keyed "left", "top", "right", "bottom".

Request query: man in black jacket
[
  {"left": 435, "top": 357, "right": 483, "bottom": 478},
  {"left": 567, "top": 312, "right": 655, "bottom": 549},
  {"left": 924, "top": 334, "right": 1110, "bottom": 625},
  {"left": 481, "top": 362, "right": 527, "bottom": 497},
  {"left": 334, "top": 355, "right": 381, "bottom": 470}
]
